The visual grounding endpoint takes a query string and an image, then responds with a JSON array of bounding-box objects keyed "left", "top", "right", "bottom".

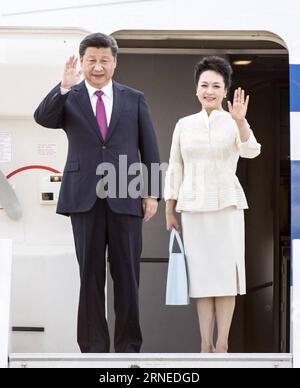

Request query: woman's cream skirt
[{"left": 181, "top": 206, "right": 245, "bottom": 298}]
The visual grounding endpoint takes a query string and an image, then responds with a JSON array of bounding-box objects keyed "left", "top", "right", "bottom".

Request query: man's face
[{"left": 80, "top": 47, "right": 117, "bottom": 89}]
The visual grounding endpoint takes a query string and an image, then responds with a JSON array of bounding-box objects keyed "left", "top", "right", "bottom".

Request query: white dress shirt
[
  {"left": 84, "top": 80, "right": 113, "bottom": 125},
  {"left": 60, "top": 80, "right": 113, "bottom": 125},
  {"left": 164, "top": 109, "right": 261, "bottom": 212}
]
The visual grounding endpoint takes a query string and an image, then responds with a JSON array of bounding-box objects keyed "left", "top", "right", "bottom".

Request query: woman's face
[{"left": 196, "top": 70, "right": 227, "bottom": 113}]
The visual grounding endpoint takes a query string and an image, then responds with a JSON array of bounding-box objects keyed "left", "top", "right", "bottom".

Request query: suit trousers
[{"left": 70, "top": 198, "right": 143, "bottom": 353}]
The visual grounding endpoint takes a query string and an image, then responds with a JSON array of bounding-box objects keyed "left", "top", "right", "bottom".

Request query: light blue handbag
[{"left": 165, "top": 229, "right": 190, "bottom": 305}]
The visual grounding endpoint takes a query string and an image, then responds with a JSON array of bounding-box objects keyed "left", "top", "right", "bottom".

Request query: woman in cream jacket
[{"left": 165, "top": 56, "right": 261, "bottom": 353}]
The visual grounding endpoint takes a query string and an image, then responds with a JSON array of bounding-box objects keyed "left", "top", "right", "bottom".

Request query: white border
[
  {"left": 292, "top": 240, "right": 300, "bottom": 368},
  {"left": 291, "top": 113, "right": 300, "bottom": 162},
  {"left": 0, "top": 239, "right": 12, "bottom": 368}
]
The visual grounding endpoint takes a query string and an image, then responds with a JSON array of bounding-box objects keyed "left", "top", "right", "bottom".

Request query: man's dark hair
[
  {"left": 79, "top": 32, "right": 118, "bottom": 58},
  {"left": 194, "top": 56, "right": 233, "bottom": 90}
]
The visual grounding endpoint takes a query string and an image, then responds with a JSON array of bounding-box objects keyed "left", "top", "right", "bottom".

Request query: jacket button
[{"left": 102, "top": 145, "right": 106, "bottom": 150}]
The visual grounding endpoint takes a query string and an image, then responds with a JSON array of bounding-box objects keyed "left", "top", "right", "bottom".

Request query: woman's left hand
[{"left": 228, "top": 87, "right": 249, "bottom": 122}]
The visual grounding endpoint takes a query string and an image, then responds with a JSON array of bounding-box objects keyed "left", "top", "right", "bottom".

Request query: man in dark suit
[{"left": 34, "top": 33, "right": 161, "bottom": 353}]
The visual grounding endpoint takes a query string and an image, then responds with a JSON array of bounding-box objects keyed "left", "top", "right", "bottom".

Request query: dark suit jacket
[{"left": 34, "top": 80, "right": 161, "bottom": 217}]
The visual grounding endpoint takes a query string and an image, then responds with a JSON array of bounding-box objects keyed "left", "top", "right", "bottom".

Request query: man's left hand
[{"left": 142, "top": 198, "right": 158, "bottom": 222}]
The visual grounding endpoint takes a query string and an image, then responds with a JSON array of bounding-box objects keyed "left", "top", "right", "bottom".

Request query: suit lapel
[
  {"left": 72, "top": 80, "right": 125, "bottom": 144},
  {"left": 105, "top": 81, "right": 125, "bottom": 144},
  {"left": 72, "top": 81, "right": 104, "bottom": 143}
]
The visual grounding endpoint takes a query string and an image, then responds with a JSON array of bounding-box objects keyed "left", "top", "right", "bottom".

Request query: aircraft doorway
[{"left": 107, "top": 31, "right": 290, "bottom": 353}]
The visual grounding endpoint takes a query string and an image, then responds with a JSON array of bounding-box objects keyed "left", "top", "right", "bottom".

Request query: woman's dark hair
[
  {"left": 194, "top": 56, "right": 233, "bottom": 90},
  {"left": 79, "top": 32, "right": 118, "bottom": 58}
]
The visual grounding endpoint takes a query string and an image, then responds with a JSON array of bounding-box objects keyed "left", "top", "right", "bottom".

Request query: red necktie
[{"left": 95, "top": 90, "right": 108, "bottom": 140}]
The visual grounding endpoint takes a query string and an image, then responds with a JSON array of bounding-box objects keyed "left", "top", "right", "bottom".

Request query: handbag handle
[{"left": 169, "top": 229, "right": 185, "bottom": 254}]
